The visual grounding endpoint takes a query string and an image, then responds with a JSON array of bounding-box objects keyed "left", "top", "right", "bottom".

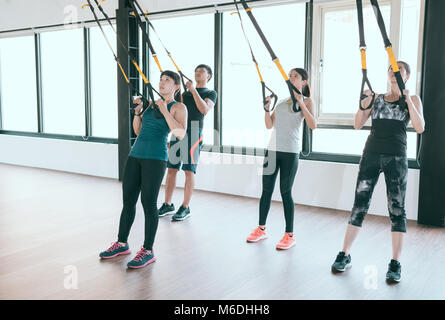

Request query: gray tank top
[{"left": 267, "top": 98, "right": 304, "bottom": 153}]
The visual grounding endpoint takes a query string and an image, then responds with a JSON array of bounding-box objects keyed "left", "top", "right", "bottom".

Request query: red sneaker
[
  {"left": 246, "top": 227, "right": 267, "bottom": 243},
  {"left": 276, "top": 233, "right": 296, "bottom": 250}
]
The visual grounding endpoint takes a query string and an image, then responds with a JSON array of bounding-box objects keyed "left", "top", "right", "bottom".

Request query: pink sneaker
[
  {"left": 246, "top": 227, "right": 267, "bottom": 243},
  {"left": 276, "top": 233, "right": 296, "bottom": 250}
]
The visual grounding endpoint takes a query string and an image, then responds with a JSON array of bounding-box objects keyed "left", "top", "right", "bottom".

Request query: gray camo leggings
[{"left": 349, "top": 152, "right": 408, "bottom": 232}]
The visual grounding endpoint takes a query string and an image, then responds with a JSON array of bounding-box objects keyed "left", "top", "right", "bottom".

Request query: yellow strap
[
  {"left": 81, "top": 3, "right": 90, "bottom": 9},
  {"left": 245, "top": 8, "right": 252, "bottom": 12},
  {"left": 118, "top": 62, "right": 130, "bottom": 84},
  {"left": 132, "top": 61, "right": 149, "bottom": 84},
  {"left": 153, "top": 55, "right": 163, "bottom": 72},
  {"left": 360, "top": 49, "right": 367, "bottom": 69},
  {"left": 168, "top": 54, "right": 180, "bottom": 72},
  {"left": 386, "top": 46, "right": 400, "bottom": 72},
  {"left": 273, "top": 59, "right": 289, "bottom": 81},
  {"left": 254, "top": 62, "right": 264, "bottom": 82}
]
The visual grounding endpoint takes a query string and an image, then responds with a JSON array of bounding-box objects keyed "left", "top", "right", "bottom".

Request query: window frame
[
  {"left": 312, "top": 0, "right": 425, "bottom": 126},
  {"left": 0, "top": 0, "right": 423, "bottom": 170}
]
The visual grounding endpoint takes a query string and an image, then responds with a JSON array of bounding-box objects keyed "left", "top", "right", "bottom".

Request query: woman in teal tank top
[{"left": 100, "top": 71, "right": 187, "bottom": 269}]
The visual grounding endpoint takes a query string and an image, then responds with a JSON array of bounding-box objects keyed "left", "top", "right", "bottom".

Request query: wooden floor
[{"left": 1, "top": 163, "right": 444, "bottom": 300}]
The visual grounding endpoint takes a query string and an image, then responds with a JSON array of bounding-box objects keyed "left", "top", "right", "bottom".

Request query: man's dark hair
[{"left": 195, "top": 64, "right": 213, "bottom": 82}]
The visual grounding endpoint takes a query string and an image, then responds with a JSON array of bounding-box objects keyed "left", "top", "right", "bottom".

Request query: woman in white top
[{"left": 246, "top": 68, "right": 317, "bottom": 249}]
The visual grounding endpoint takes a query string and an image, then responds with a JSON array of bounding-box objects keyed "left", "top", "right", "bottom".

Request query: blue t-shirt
[{"left": 129, "top": 101, "right": 176, "bottom": 161}]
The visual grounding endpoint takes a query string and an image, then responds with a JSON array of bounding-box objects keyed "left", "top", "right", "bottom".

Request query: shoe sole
[
  {"left": 159, "top": 211, "right": 174, "bottom": 217},
  {"left": 100, "top": 249, "right": 131, "bottom": 259},
  {"left": 331, "top": 263, "right": 352, "bottom": 273},
  {"left": 171, "top": 214, "right": 191, "bottom": 221},
  {"left": 246, "top": 235, "right": 268, "bottom": 243},
  {"left": 127, "top": 257, "right": 156, "bottom": 269},
  {"left": 386, "top": 275, "right": 401, "bottom": 283},
  {"left": 276, "top": 241, "right": 296, "bottom": 250}
]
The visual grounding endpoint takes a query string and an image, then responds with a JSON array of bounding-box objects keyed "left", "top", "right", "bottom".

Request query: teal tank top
[{"left": 129, "top": 101, "right": 176, "bottom": 161}]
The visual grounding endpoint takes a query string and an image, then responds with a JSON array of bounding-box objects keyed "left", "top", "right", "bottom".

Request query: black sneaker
[
  {"left": 331, "top": 251, "right": 352, "bottom": 272},
  {"left": 386, "top": 259, "right": 402, "bottom": 283},
  {"left": 171, "top": 205, "right": 191, "bottom": 221},
  {"left": 158, "top": 202, "right": 175, "bottom": 217}
]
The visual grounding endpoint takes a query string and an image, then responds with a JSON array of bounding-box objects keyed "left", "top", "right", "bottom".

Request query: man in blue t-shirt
[{"left": 158, "top": 64, "right": 217, "bottom": 221}]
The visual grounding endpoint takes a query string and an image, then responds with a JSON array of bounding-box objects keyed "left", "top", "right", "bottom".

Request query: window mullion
[
  {"left": 84, "top": 27, "right": 92, "bottom": 137},
  {"left": 35, "top": 33, "right": 43, "bottom": 133}
]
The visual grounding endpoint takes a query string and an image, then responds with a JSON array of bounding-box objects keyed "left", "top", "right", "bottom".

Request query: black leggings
[
  {"left": 259, "top": 150, "right": 299, "bottom": 232},
  {"left": 117, "top": 156, "right": 167, "bottom": 250},
  {"left": 349, "top": 152, "right": 408, "bottom": 232}
]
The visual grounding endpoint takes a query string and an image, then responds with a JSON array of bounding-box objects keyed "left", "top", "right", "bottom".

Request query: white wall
[
  {"left": 0, "top": 135, "right": 118, "bottom": 179},
  {"left": 172, "top": 152, "right": 420, "bottom": 221},
  {"left": 0, "top": 135, "right": 420, "bottom": 221}
]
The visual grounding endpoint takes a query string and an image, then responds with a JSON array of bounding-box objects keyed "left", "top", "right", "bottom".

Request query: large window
[
  {"left": 0, "top": 35, "right": 38, "bottom": 132},
  {"left": 399, "top": 0, "right": 423, "bottom": 94},
  {"left": 318, "top": 2, "right": 391, "bottom": 122},
  {"left": 0, "top": 0, "right": 424, "bottom": 168},
  {"left": 40, "top": 28, "right": 85, "bottom": 136},
  {"left": 148, "top": 13, "right": 215, "bottom": 145},
  {"left": 90, "top": 25, "right": 118, "bottom": 138},
  {"left": 221, "top": 2, "right": 306, "bottom": 149},
  {"left": 312, "top": 0, "right": 424, "bottom": 159}
]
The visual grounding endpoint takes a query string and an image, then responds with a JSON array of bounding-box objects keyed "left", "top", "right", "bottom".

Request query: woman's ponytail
[{"left": 292, "top": 67, "right": 311, "bottom": 97}]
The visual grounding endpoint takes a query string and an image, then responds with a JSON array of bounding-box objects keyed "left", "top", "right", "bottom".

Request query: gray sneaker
[
  {"left": 171, "top": 205, "right": 191, "bottom": 221},
  {"left": 386, "top": 259, "right": 402, "bottom": 283},
  {"left": 332, "top": 251, "right": 352, "bottom": 272},
  {"left": 158, "top": 203, "right": 175, "bottom": 217}
]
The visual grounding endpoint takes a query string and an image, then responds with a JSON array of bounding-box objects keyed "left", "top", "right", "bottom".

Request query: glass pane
[
  {"left": 313, "top": 128, "right": 417, "bottom": 159},
  {"left": 90, "top": 25, "right": 118, "bottom": 138},
  {"left": 399, "top": 0, "right": 422, "bottom": 94},
  {"left": 222, "top": 3, "right": 306, "bottom": 148},
  {"left": 40, "top": 28, "right": 85, "bottom": 135},
  {"left": 148, "top": 13, "right": 215, "bottom": 145},
  {"left": 312, "top": 128, "right": 370, "bottom": 155},
  {"left": 0, "top": 36, "right": 38, "bottom": 132},
  {"left": 320, "top": 4, "right": 390, "bottom": 115}
]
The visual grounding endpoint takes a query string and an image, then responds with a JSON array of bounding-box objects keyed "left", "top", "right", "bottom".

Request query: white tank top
[{"left": 267, "top": 98, "right": 304, "bottom": 153}]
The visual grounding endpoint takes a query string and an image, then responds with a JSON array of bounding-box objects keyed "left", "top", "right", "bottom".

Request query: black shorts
[{"left": 167, "top": 129, "right": 203, "bottom": 174}]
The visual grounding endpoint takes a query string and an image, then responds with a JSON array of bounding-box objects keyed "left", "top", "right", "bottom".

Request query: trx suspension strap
[
  {"left": 370, "top": 0, "right": 406, "bottom": 106},
  {"left": 239, "top": 0, "right": 302, "bottom": 112},
  {"left": 356, "top": 0, "right": 376, "bottom": 110},
  {"left": 83, "top": 0, "right": 163, "bottom": 118},
  {"left": 130, "top": 0, "right": 192, "bottom": 92},
  {"left": 356, "top": 0, "right": 407, "bottom": 110},
  {"left": 233, "top": 0, "right": 277, "bottom": 112},
  {"left": 126, "top": 0, "right": 163, "bottom": 73}
]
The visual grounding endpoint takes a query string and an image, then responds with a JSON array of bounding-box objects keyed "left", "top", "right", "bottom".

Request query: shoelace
[
  {"left": 133, "top": 248, "right": 150, "bottom": 262},
  {"left": 106, "top": 242, "right": 121, "bottom": 252},
  {"left": 280, "top": 234, "right": 291, "bottom": 244},
  {"left": 389, "top": 261, "right": 400, "bottom": 272},
  {"left": 253, "top": 227, "right": 264, "bottom": 236},
  {"left": 161, "top": 203, "right": 170, "bottom": 210},
  {"left": 335, "top": 253, "right": 346, "bottom": 262}
]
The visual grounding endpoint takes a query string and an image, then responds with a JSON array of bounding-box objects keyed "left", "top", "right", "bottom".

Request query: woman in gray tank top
[{"left": 246, "top": 68, "right": 317, "bottom": 250}]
